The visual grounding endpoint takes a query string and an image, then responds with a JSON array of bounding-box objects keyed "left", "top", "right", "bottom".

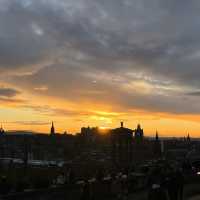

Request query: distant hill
[{"left": 5, "top": 130, "right": 44, "bottom": 135}]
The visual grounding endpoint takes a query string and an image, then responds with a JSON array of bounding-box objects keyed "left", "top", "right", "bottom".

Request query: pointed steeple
[
  {"left": 0, "top": 124, "right": 4, "bottom": 134},
  {"left": 187, "top": 133, "right": 190, "bottom": 142},
  {"left": 50, "top": 121, "right": 55, "bottom": 135},
  {"left": 135, "top": 123, "right": 143, "bottom": 139},
  {"left": 153, "top": 130, "right": 162, "bottom": 158},
  {"left": 155, "top": 130, "right": 159, "bottom": 140}
]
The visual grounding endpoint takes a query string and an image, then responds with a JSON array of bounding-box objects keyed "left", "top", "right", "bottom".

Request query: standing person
[
  {"left": 68, "top": 168, "right": 75, "bottom": 185},
  {"left": 167, "top": 174, "right": 177, "bottom": 200},
  {"left": 96, "top": 168, "right": 104, "bottom": 183},
  {"left": 167, "top": 168, "right": 182, "bottom": 200},
  {"left": 111, "top": 175, "right": 121, "bottom": 199},
  {"left": 176, "top": 169, "right": 184, "bottom": 200},
  {"left": 80, "top": 180, "right": 91, "bottom": 200},
  {"left": 121, "top": 174, "right": 128, "bottom": 200},
  {"left": 147, "top": 167, "right": 167, "bottom": 200},
  {"left": 0, "top": 176, "right": 11, "bottom": 195}
]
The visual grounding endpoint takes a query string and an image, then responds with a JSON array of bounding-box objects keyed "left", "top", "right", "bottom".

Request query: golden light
[{"left": 98, "top": 126, "right": 110, "bottom": 134}]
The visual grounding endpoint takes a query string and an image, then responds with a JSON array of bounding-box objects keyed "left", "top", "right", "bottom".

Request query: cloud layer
[{"left": 1, "top": 0, "right": 200, "bottom": 120}]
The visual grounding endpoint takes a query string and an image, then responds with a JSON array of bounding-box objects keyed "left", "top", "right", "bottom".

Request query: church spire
[
  {"left": 187, "top": 133, "right": 190, "bottom": 142},
  {"left": 0, "top": 124, "right": 4, "bottom": 134},
  {"left": 154, "top": 130, "right": 161, "bottom": 158},
  {"left": 156, "top": 130, "right": 159, "bottom": 140},
  {"left": 50, "top": 121, "right": 55, "bottom": 135}
]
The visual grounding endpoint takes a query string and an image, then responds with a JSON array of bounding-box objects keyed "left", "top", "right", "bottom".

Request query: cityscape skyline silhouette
[{"left": 1, "top": 1, "right": 200, "bottom": 199}]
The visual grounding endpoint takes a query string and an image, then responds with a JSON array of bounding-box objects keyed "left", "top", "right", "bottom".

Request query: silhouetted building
[
  {"left": 134, "top": 124, "right": 143, "bottom": 142},
  {"left": 132, "top": 124, "right": 154, "bottom": 162},
  {"left": 186, "top": 133, "right": 192, "bottom": 150},
  {"left": 111, "top": 122, "right": 133, "bottom": 168},
  {"left": 187, "top": 133, "right": 190, "bottom": 143},
  {"left": 153, "top": 131, "right": 162, "bottom": 158},
  {"left": 80, "top": 126, "right": 99, "bottom": 145},
  {"left": 50, "top": 122, "right": 55, "bottom": 135},
  {"left": 81, "top": 126, "right": 97, "bottom": 137},
  {"left": 0, "top": 125, "right": 5, "bottom": 135}
]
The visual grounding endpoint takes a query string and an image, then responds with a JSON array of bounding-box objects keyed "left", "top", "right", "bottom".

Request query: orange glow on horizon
[{"left": 0, "top": 87, "right": 200, "bottom": 138}]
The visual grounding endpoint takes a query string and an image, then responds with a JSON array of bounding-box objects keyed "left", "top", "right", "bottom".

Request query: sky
[{"left": 1, "top": 0, "right": 200, "bottom": 136}]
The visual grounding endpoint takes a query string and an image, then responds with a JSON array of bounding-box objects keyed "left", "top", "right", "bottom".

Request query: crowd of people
[
  {"left": 147, "top": 166, "right": 184, "bottom": 200},
  {"left": 79, "top": 164, "right": 185, "bottom": 200},
  {"left": 80, "top": 170, "right": 130, "bottom": 200},
  {"left": 0, "top": 162, "right": 188, "bottom": 200}
]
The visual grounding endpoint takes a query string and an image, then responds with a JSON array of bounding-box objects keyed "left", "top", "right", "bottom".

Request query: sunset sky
[{"left": 1, "top": 0, "right": 200, "bottom": 137}]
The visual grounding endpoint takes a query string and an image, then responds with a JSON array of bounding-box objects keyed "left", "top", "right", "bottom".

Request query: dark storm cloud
[
  {"left": 0, "top": 86, "right": 24, "bottom": 104},
  {"left": 0, "top": 0, "right": 58, "bottom": 71},
  {"left": 0, "top": 87, "right": 20, "bottom": 97},
  {"left": 2, "top": 0, "right": 200, "bottom": 114},
  {"left": 186, "top": 91, "right": 200, "bottom": 96},
  {"left": 0, "top": 0, "right": 198, "bottom": 72}
]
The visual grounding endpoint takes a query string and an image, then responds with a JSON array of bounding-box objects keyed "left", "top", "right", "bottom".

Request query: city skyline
[
  {"left": 0, "top": 120, "right": 197, "bottom": 139},
  {"left": 1, "top": 1, "right": 200, "bottom": 137}
]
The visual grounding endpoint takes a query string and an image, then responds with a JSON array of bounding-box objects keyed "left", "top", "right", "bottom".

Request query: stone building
[{"left": 111, "top": 122, "right": 133, "bottom": 168}]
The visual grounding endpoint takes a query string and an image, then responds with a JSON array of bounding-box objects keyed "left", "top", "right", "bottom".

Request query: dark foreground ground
[
  {"left": 127, "top": 184, "right": 200, "bottom": 200},
  {"left": 0, "top": 183, "right": 199, "bottom": 200}
]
